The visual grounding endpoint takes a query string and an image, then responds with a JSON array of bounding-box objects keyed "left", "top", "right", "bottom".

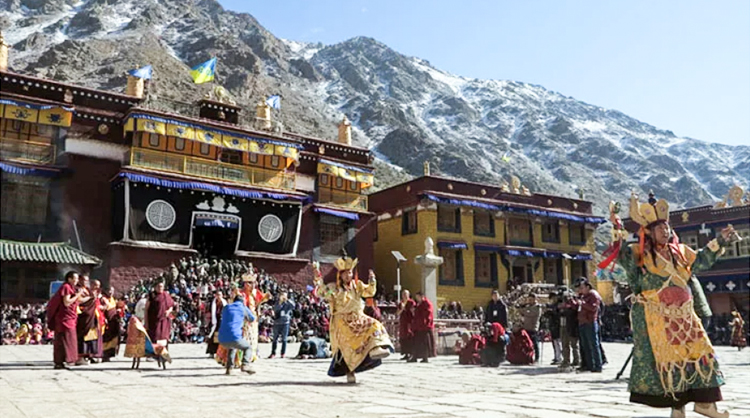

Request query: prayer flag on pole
[
  {"left": 128, "top": 65, "right": 153, "bottom": 80},
  {"left": 190, "top": 57, "right": 217, "bottom": 84},
  {"left": 266, "top": 95, "right": 281, "bottom": 110}
]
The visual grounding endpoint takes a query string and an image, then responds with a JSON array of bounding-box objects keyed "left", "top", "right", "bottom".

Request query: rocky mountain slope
[{"left": 2, "top": 0, "right": 748, "bottom": 214}]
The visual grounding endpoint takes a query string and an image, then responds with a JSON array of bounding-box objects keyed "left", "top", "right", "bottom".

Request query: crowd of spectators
[
  {"left": 1, "top": 303, "right": 53, "bottom": 345},
  {"left": 2, "top": 261, "right": 747, "bottom": 349},
  {"left": 437, "top": 301, "right": 484, "bottom": 320},
  {"left": 123, "top": 256, "right": 331, "bottom": 344}
]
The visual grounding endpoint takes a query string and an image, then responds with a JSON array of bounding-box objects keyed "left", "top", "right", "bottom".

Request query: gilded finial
[{"left": 424, "top": 161, "right": 430, "bottom": 176}]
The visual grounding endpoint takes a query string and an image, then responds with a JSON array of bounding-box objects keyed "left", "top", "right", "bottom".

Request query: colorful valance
[
  {"left": 0, "top": 99, "right": 74, "bottom": 127},
  {"left": 314, "top": 207, "right": 360, "bottom": 221},
  {"left": 123, "top": 113, "right": 301, "bottom": 161},
  {"left": 420, "top": 193, "right": 605, "bottom": 224},
  {"left": 114, "top": 172, "right": 307, "bottom": 202},
  {"left": 0, "top": 162, "right": 62, "bottom": 178},
  {"left": 498, "top": 247, "right": 593, "bottom": 260},
  {"left": 474, "top": 243, "right": 503, "bottom": 252},
  {"left": 437, "top": 241, "right": 468, "bottom": 250},
  {"left": 504, "top": 206, "right": 605, "bottom": 224},
  {"left": 195, "top": 217, "right": 240, "bottom": 229},
  {"left": 317, "top": 158, "right": 374, "bottom": 188}
]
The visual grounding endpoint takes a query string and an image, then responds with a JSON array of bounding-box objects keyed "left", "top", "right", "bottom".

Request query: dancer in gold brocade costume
[{"left": 313, "top": 257, "right": 393, "bottom": 383}]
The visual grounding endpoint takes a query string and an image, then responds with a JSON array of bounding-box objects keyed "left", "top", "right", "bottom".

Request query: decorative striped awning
[
  {"left": 0, "top": 162, "right": 62, "bottom": 178},
  {"left": 113, "top": 171, "right": 308, "bottom": 202},
  {"left": 0, "top": 99, "right": 74, "bottom": 127},
  {"left": 420, "top": 193, "right": 605, "bottom": 224},
  {"left": 437, "top": 241, "right": 468, "bottom": 250},
  {"left": 0, "top": 240, "right": 101, "bottom": 266},
  {"left": 317, "top": 158, "right": 374, "bottom": 188},
  {"left": 123, "top": 113, "right": 301, "bottom": 161},
  {"left": 314, "top": 207, "right": 360, "bottom": 221}
]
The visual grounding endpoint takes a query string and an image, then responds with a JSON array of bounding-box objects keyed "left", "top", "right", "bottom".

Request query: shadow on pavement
[{"left": 196, "top": 380, "right": 346, "bottom": 388}]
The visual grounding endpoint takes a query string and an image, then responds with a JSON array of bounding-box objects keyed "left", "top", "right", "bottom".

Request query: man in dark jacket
[
  {"left": 544, "top": 292, "right": 563, "bottom": 365},
  {"left": 485, "top": 290, "right": 508, "bottom": 329},
  {"left": 269, "top": 292, "right": 295, "bottom": 359},
  {"left": 559, "top": 289, "right": 580, "bottom": 371}
]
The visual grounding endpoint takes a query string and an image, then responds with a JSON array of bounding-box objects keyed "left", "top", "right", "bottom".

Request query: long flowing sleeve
[
  {"left": 684, "top": 239, "right": 726, "bottom": 319},
  {"left": 687, "top": 239, "right": 725, "bottom": 275},
  {"left": 356, "top": 279, "right": 377, "bottom": 298},
  {"left": 617, "top": 242, "right": 644, "bottom": 293},
  {"left": 210, "top": 300, "right": 217, "bottom": 327}
]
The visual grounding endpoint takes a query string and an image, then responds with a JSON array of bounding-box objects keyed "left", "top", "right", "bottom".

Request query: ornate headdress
[
  {"left": 629, "top": 191, "right": 670, "bottom": 228},
  {"left": 241, "top": 269, "right": 257, "bottom": 283},
  {"left": 333, "top": 257, "right": 358, "bottom": 272},
  {"left": 629, "top": 191, "right": 687, "bottom": 268}
]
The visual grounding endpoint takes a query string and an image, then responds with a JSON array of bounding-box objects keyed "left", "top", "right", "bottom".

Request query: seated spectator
[
  {"left": 506, "top": 326, "right": 535, "bottom": 365},
  {"left": 296, "top": 330, "right": 330, "bottom": 359},
  {"left": 455, "top": 331, "right": 484, "bottom": 365},
  {"left": 480, "top": 323, "right": 508, "bottom": 367}
]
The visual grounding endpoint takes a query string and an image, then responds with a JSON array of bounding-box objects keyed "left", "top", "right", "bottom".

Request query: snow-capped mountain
[{"left": 2, "top": 0, "right": 748, "bottom": 214}]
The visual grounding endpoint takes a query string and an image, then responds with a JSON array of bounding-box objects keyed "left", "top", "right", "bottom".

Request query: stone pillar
[
  {"left": 414, "top": 237, "right": 443, "bottom": 305},
  {"left": 338, "top": 115, "right": 352, "bottom": 145},
  {"left": 0, "top": 31, "right": 10, "bottom": 72},
  {"left": 125, "top": 75, "right": 144, "bottom": 98}
]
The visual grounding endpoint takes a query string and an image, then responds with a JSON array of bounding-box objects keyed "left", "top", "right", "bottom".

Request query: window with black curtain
[
  {"left": 402, "top": 209, "right": 418, "bottom": 235},
  {"left": 438, "top": 205, "right": 461, "bottom": 233},
  {"left": 439, "top": 248, "right": 464, "bottom": 286},
  {"left": 474, "top": 251, "right": 497, "bottom": 287},
  {"left": 569, "top": 223, "right": 586, "bottom": 244},
  {"left": 542, "top": 220, "right": 560, "bottom": 243},
  {"left": 473, "top": 211, "right": 494, "bottom": 236}
]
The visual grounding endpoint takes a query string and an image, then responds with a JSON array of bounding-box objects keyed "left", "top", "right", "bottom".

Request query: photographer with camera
[
  {"left": 558, "top": 288, "right": 580, "bottom": 372},
  {"left": 519, "top": 294, "right": 543, "bottom": 363}
]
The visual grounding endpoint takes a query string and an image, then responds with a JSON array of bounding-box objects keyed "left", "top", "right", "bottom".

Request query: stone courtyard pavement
[{"left": 1, "top": 342, "right": 748, "bottom": 418}]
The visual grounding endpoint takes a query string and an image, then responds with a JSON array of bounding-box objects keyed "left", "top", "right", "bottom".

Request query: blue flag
[
  {"left": 128, "top": 65, "right": 152, "bottom": 80},
  {"left": 266, "top": 95, "right": 281, "bottom": 110}
]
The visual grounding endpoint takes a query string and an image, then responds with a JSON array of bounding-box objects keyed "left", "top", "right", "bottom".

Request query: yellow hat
[
  {"left": 333, "top": 257, "right": 358, "bottom": 272},
  {"left": 629, "top": 191, "right": 669, "bottom": 227},
  {"left": 241, "top": 272, "right": 257, "bottom": 282}
]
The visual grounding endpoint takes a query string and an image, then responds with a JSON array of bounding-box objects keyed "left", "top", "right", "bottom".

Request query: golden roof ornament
[
  {"left": 424, "top": 161, "right": 430, "bottom": 176},
  {"left": 500, "top": 181, "right": 510, "bottom": 193},
  {"left": 728, "top": 185, "right": 744, "bottom": 207},
  {"left": 510, "top": 176, "right": 521, "bottom": 194},
  {"left": 681, "top": 212, "right": 689, "bottom": 223}
]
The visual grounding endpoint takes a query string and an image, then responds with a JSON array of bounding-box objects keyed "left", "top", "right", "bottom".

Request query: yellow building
[{"left": 368, "top": 174, "right": 604, "bottom": 309}]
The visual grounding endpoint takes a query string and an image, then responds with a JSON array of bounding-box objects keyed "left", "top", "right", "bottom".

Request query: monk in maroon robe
[
  {"left": 146, "top": 282, "right": 175, "bottom": 345},
  {"left": 76, "top": 277, "right": 104, "bottom": 363},
  {"left": 457, "top": 332, "right": 485, "bottom": 365},
  {"left": 397, "top": 290, "right": 416, "bottom": 360},
  {"left": 507, "top": 326, "right": 535, "bottom": 365},
  {"left": 47, "top": 271, "right": 83, "bottom": 369},
  {"left": 410, "top": 292, "right": 436, "bottom": 363}
]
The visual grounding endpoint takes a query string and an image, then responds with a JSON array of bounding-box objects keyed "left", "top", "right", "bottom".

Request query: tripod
[{"left": 616, "top": 347, "right": 633, "bottom": 380}]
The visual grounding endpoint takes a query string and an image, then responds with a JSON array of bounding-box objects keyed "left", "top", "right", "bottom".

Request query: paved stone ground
[{"left": 0, "top": 342, "right": 748, "bottom": 418}]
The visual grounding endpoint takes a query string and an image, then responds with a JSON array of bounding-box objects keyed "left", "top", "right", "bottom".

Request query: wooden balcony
[
  {"left": 129, "top": 147, "right": 296, "bottom": 190},
  {"left": 318, "top": 189, "right": 368, "bottom": 211},
  {"left": 0, "top": 137, "right": 56, "bottom": 165}
]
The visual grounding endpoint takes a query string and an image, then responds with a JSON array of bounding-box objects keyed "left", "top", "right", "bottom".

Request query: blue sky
[{"left": 220, "top": 0, "right": 750, "bottom": 147}]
